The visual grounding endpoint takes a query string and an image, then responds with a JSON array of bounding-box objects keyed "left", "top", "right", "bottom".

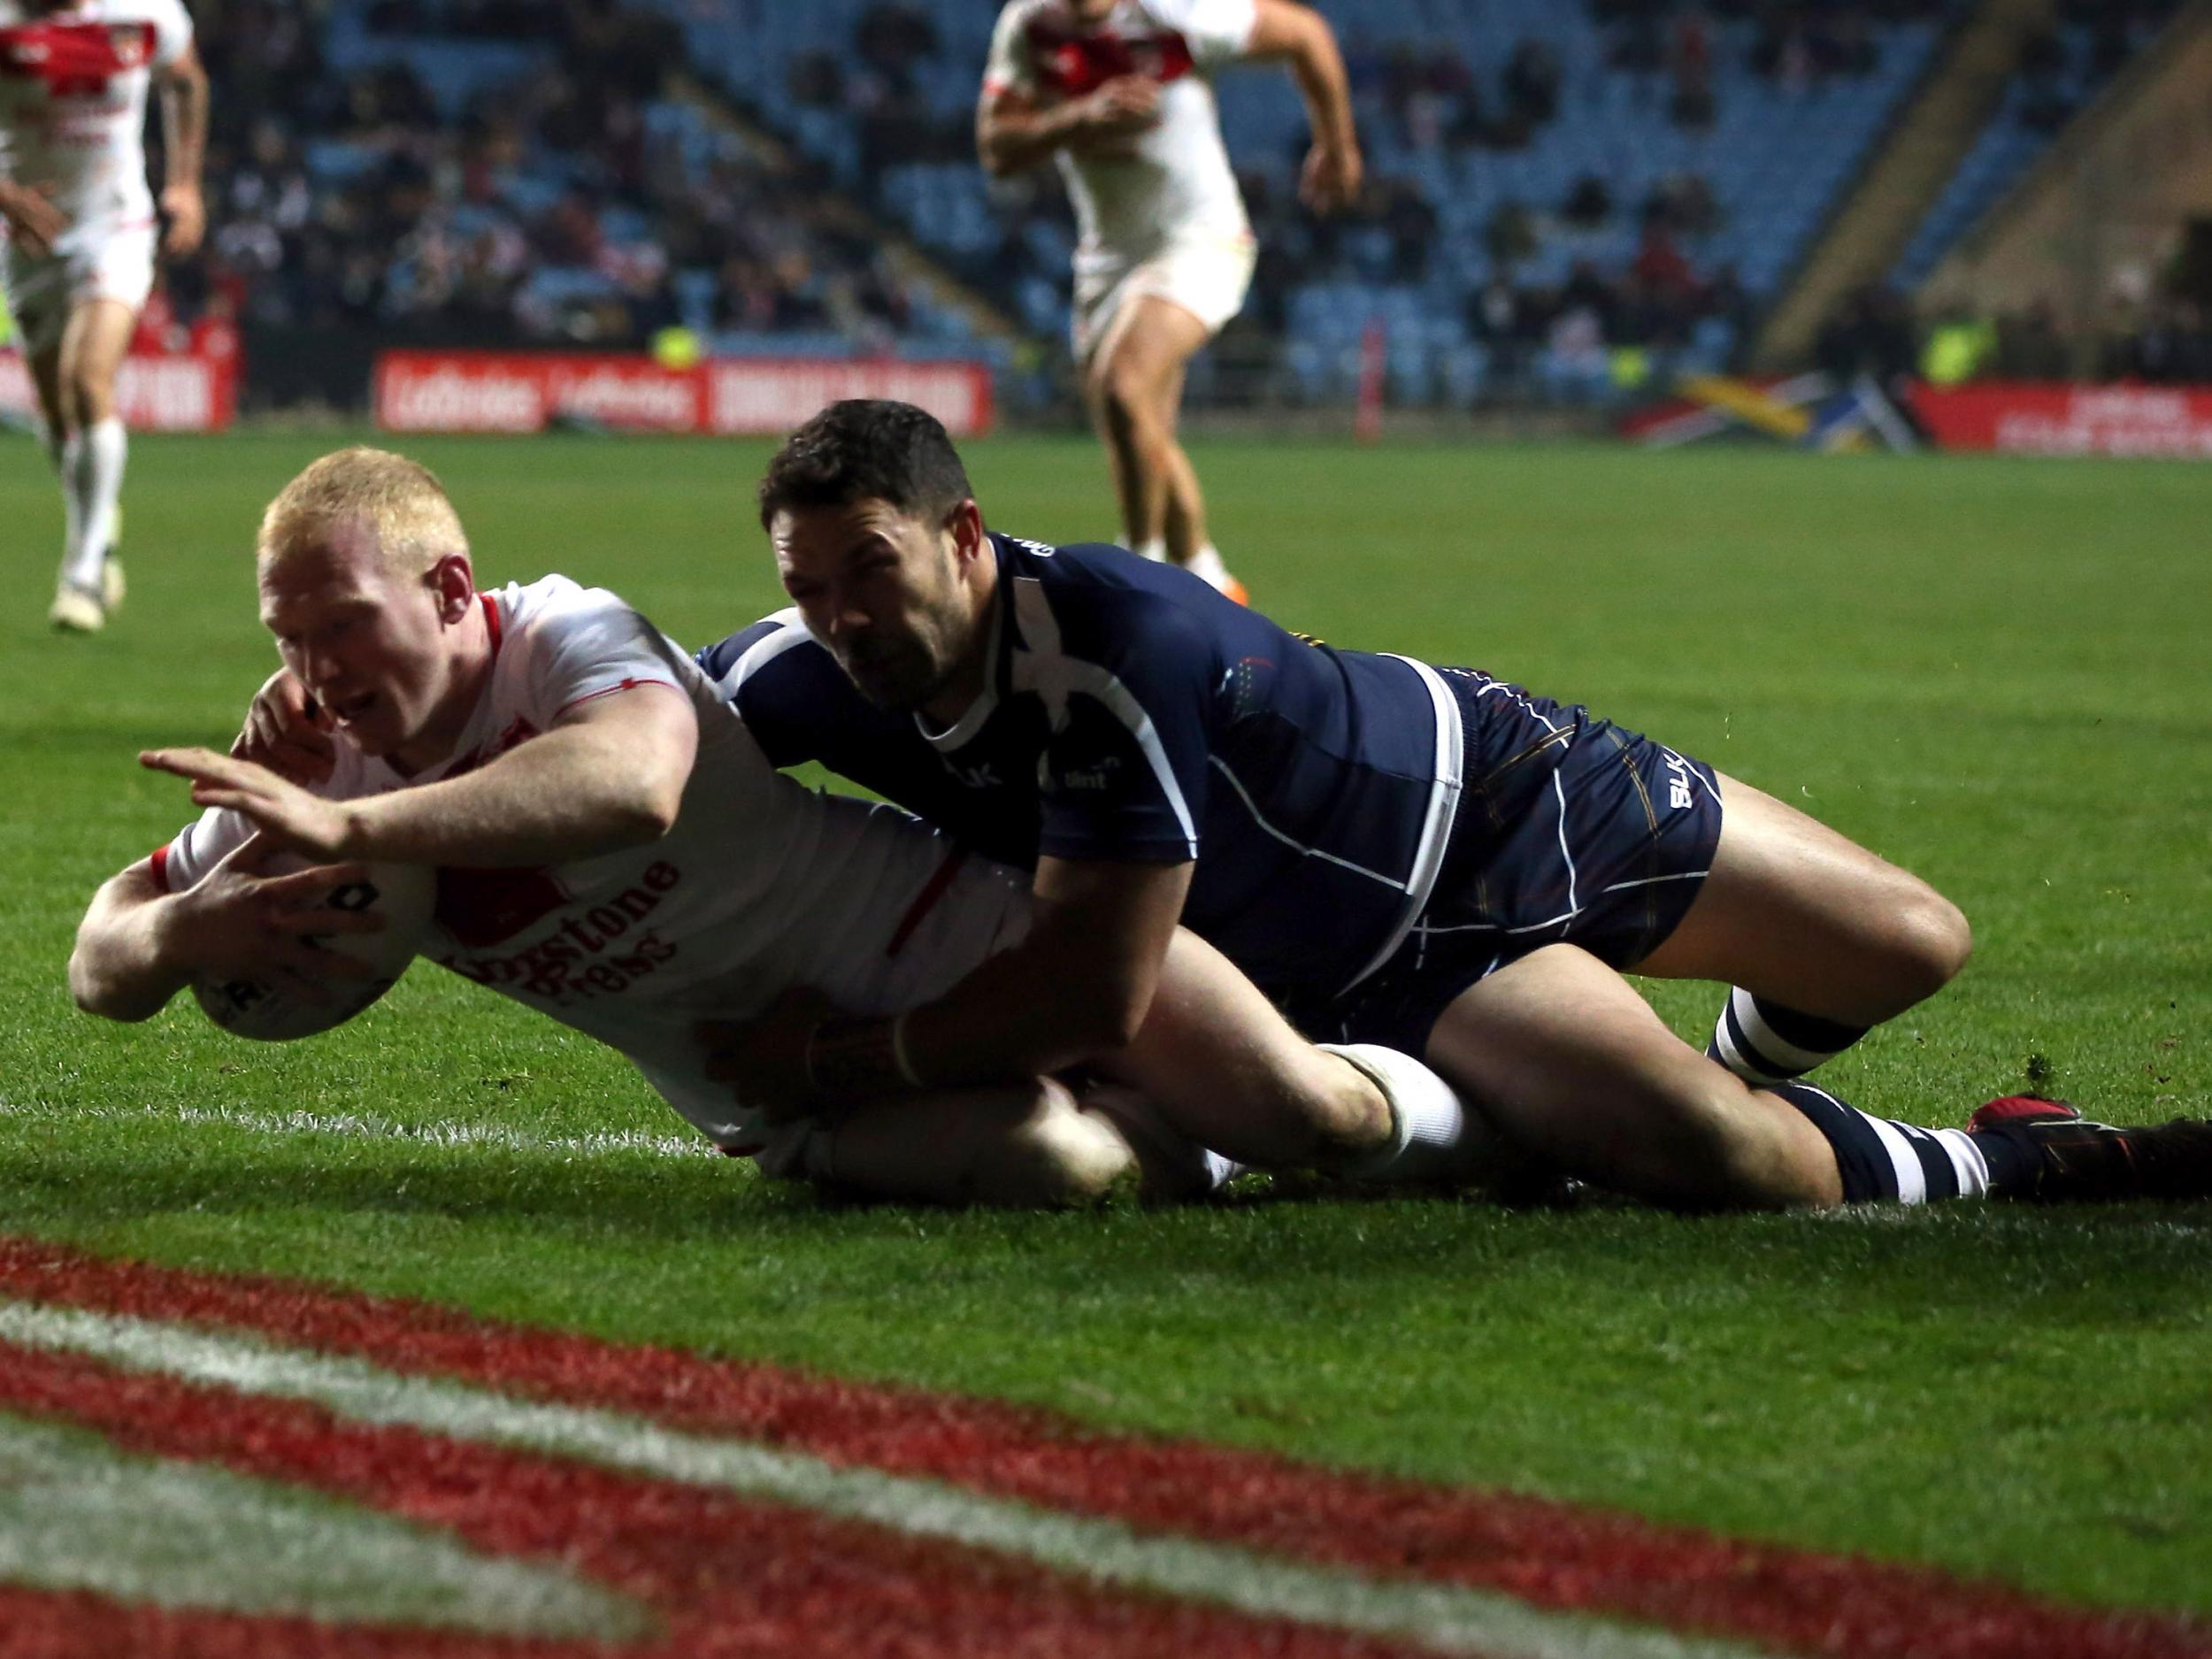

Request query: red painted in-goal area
[
  {"left": 0, "top": 1338, "right": 1423, "bottom": 1659},
  {"left": 2, "top": 1235, "right": 2208, "bottom": 1659}
]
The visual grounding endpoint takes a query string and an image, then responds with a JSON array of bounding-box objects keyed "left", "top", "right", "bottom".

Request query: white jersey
[
  {"left": 984, "top": 0, "right": 1254, "bottom": 280},
  {"left": 0, "top": 0, "right": 190, "bottom": 234},
  {"left": 155, "top": 577, "right": 1031, "bottom": 1153}
]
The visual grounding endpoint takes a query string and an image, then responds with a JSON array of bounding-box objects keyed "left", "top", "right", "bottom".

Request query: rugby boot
[
  {"left": 49, "top": 551, "right": 124, "bottom": 634},
  {"left": 1970, "top": 1095, "right": 2212, "bottom": 1202}
]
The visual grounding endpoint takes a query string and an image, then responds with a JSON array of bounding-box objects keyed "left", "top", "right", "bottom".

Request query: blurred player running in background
[
  {"left": 978, "top": 0, "right": 1359, "bottom": 603},
  {"left": 0, "top": 0, "right": 205, "bottom": 633}
]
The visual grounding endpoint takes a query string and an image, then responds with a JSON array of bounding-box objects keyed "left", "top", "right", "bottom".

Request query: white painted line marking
[
  {"left": 0, "top": 1300, "right": 1780, "bottom": 1659},
  {"left": 0, "top": 1413, "right": 652, "bottom": 1640},
  {"left": 2, "top": 1099, "right": 710, "bottom": 1159}
]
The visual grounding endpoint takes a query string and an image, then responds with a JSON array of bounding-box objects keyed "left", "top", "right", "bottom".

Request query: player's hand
[
  {"left": 141, "top": 746, "right": 360, "bottom": 862},
  {"left": 1072, "top": 76, "right": 1162, "bottom": 144},
  {"left": 0, "top": 181, "right": 65, "bottom": 260},
  {"left": 159, "top": 183, "right": 205, "bottom": 258},
  {"left": 233, "top": 669, "right": 337, "bottom": 786},
  {"left": 697, "top": 987, "right": 841, "bottom": 1124},
  {"left": 1299, "top": 141, "right": 1363, "bottom": 214},
  {"left": 165, "top": 832, "right": 383, "bottom": 997}
]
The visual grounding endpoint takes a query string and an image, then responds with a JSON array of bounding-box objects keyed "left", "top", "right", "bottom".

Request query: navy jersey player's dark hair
[{"left": 757, "top": 400, "right": 974, "bottom": 530}]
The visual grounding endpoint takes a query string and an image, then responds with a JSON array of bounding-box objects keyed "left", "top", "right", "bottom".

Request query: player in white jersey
[
  {"left": 69, "top": 447, "right": 1478, "bottom": 1205},
  {"left": 979, "top": 0, "right": 1358, "bottom": 602},
  {"left": 0, "top": 0, "right": 204, "bottom": 633}
]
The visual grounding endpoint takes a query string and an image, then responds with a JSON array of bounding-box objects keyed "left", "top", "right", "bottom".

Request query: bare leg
[
  {"left": 1084, "top": 293, "right": 1212, "bottom": 565},
  {"left": 58, "top": 296, "right": 134, "bottom": 430},
  {"left": 1425, "top": 942, "right": 1846, "bottom": 1209},
  {"left": 27, "top": 342, "right": 67, "bottom": 458},
  {"left": 1632, "top": 772, "right": 1970, "bottom": 1025},
  {"left": 823, "top": 1079, "right": 1137, "bottom": 1207},
  {"left": 49, "top": 298, "right": 136, "bottom": 619},
  {"left": 1151, "top": 353, "right": 1210, "bottom": 565},
  {"left": 1100, "top": 929, "right": 1393, "bottom": 1170}
]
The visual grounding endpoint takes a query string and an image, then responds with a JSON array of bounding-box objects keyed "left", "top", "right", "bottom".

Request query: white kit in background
[
  {"left": 984, "top": 0, "right": 1259, "bottom": 358},
  {"left": 0, "top": 0, "right": 193, "bottom": 345}
]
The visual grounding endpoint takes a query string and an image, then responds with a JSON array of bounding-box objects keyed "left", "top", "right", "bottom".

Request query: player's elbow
[
  {"left": 611, "top": 782, "right": 683, "bottom": 845},
  {"left": 67, "top": 944, "right": 157, "bottom": 1024}
]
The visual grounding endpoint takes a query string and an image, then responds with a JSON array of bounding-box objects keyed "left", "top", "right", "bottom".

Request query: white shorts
[
  {"left": 1071, "top": 232, "right": 1256, "bottom": 365},
  {"left": 2, "top": 218, "right": 156, "bottom": 356}
]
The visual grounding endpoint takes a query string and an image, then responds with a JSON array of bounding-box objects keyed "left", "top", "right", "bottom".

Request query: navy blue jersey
[{"left": 700, "top": 534, "right": 1474, "bottom": 999}]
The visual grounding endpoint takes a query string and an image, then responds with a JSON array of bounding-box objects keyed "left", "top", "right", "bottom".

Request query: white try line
[
  {"left": 0, "top": 1299, "right": 1780, "bottom": 1659},
  {"left": 1, "top": 1098, "right": 714, "bottom": 1160}
]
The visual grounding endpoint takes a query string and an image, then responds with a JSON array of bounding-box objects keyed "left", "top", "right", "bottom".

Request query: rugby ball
[{"left": 191, "top": 859, "right": 436, "bottom": 1041}]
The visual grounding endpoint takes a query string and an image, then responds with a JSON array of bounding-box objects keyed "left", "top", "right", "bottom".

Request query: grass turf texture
[{"left": 1, "top": 433, "right": 2207, "bottom": 1620}]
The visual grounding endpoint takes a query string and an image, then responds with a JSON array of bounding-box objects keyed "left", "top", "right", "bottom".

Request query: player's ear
[
  {"left": 946, "top": 499, "right": 986, "bottom": 565},
  {"left": 427, "top": 553, "right": 476, "bottom": 622}
]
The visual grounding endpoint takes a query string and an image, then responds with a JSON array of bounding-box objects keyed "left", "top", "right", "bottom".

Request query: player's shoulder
[
  {"left": 490, "top": 572, "right": 631, "bottom": 634},
  {"left": 991, "top": 0, "right": 1065, "bottom": 27},
  {"left": 695, "top": 606, "right": 829, "bottom": 692},
  {"left": 67, "top": 0, "right": 191, "bottom": 30},
  {"left": 995, "top": 533, "right": 1225, "bottom": 672}
]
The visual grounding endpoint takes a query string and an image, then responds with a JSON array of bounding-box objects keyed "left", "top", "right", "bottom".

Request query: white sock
[
  {"left": 1187, "top": 542, "right": 1232, "bottom": 588},
  {"left": 1321, "top": 1042, "right": 1494, "bottom": 1184},
  {"left": 1133, "top": 536, "right": 1168, "bottom": 563},
  {"left": 61, "top": 417, "right": 127, "bottom": 592}
]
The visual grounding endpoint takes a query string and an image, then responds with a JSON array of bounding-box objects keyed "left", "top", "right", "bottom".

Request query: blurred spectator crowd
[{"left": 102, "top": 0, "right": 2212, "bottom": 411}]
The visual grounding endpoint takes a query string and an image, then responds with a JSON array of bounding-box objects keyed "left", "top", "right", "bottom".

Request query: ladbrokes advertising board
[{"left": 374, "top": 350, "right": 994, "bottom": 437}]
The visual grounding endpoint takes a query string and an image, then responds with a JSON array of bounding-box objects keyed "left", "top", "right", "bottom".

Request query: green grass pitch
[{"left": 1, "top": 431, "right": 2207, "bottom": 1616}]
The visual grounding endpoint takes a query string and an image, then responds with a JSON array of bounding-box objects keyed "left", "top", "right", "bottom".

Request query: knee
[
  {"left": 1886, "top": 886, "right": 1972, "bottom": 1008},
  {"left": 60, "top": 375, "right": 109, "bottom": 431},
  {"left": 969, "top": 1081, "right": 1131, "bottom": 1208},
  {"left": 1089, "top": 360, "right": 1159, "bottom": 441}
]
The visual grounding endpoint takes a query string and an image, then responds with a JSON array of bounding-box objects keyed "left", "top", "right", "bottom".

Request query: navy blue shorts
[{"left": 1294, "top": 667, "right": 1723, "bottom": 1055}]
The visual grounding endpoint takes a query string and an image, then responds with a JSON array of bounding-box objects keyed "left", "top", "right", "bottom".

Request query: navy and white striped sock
[
  {"left": 1769, "top": 1082, "right": 1991, "bottom": 1205},
  {"left": 1709, "top": 988, "right": 1870, "bottom": 1084}
]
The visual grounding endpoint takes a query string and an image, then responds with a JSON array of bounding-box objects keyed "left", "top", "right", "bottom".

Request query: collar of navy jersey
[{"left": 913, "top": 535, "right": 1017, "bottom": 750}]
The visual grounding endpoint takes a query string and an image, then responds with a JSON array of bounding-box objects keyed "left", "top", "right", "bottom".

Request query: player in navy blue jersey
[{"left": 698, "top": 400, "right": 2212, "bottom": 1212}]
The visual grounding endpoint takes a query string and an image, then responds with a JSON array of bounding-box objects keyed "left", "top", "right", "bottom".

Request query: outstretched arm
[
  {"left": 145, "top": 683, "right": 699, "bottom": 869},
  {"left": 1245, "top": 0, "right": 1362, "bottom": 212},
  {"left": 156, "top": 44, "right": 209, "bottom": 257},
  {"left": 70, "top": 838, "right": 382, "bottom": 1022}
]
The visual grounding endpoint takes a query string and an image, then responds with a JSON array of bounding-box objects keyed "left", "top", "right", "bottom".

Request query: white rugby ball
[{"left": 191, "top": 859, "right": 436, "bottom": 1041}]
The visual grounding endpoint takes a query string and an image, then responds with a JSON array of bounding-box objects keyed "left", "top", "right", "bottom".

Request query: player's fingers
[
  {"left": 188, "top": 786, "right": 259, "bottom": 817},
  {"left": 216, "top": 829, "right": 278, "bottom": 873},
  {"left": 142, "top": 745, "right": 244, "bottom": 785},
  {"left": 280, "top": 740, "right": 336, "bottom": 780},
  {"left": 257, "top": 860, "right": 374, "bottom": 900}
]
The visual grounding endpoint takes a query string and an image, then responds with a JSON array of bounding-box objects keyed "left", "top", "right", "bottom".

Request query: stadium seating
[
  {"left": 1891, "top": 4, "right": 2181, "bottom": 291},
  {"left": 189, "top": 0, "right": 2190, "bottom": 412},
  {"left": 636, "top": 0, "right": 1947, "bottom": 407}
]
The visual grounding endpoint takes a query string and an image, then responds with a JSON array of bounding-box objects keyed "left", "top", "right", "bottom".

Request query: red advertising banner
[
  {"left": 374, "top": 350, "right": 994, "bottom": 438},
  {"left": 0, "top": 346, "right": 239, "bottom": 432},
  {"left": 1909, "top": 382, "right": 2212, "bottom": 457}
]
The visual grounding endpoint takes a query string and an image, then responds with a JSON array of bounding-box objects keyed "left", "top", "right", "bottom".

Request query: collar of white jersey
[{"left": 913, "top": 555, "right": 1008, "bottom": 752}]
